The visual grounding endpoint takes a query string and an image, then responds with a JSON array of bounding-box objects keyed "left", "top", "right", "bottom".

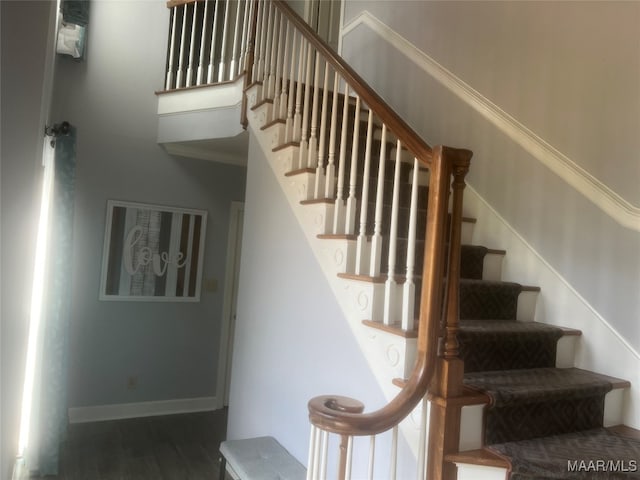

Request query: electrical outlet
[{"left": 127, "top": 376, "right": 138, "bottom": 390}]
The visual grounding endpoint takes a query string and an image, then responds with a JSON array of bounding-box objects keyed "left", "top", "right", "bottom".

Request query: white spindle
[
  {"left": 307, "top": 426, "right": 318, "bottom": 480},
  {"left": 229, "top": 0, "right": 242, "bottom": 80},
  {"left": 298, "top": 44, "right": 313, "bottom": 169},
  {"left": 259, "top": 1, "right": 274, "bottom": 97},
  {"left": 314, "top": 63, "right": 330, "bottom": 198},
  {"left": 284, "top": 30, "right": 298, "bottom": 142},
  {"left": 370, "top": 124, "right": 388, "bottom": 277},
  {"left": 355, "top": 109, "right": 374, "bottom": 274},
  {"left": 345, "top": 436, "right": 354, "bottom": 480},
  {"left": 324, "top": 72, "right": 340, "bottom": 198},
  {"left": 266, "top": 8, "right": 280, "bottom": 98},
  {"left": 383, "top": 140, "right": 403, "bottom": 325},
  {"left": 319, "top": 430, "right": 329, "bottom": 480},
  {"left": 255, "top": 0, "right": 268, "bottom": 81},
  {"left": 345, "top": 96, "right": 361, "bottom": 235},
  {"left": 278, "top": 22, "right": 292, "bottom": 120},
  {"left": 390, "top": 425, "right": 398, "bottom": 480},
  {"left": 368, "top": 435, "right": 376, "bottom": 480},
  {"left": 238, "top": 0, "right": 250, "bottom": 76},
  {"left": 401, "top": 158, "right": 420, "bottom": 330},
  {"left": 165, "top": 6, "right": 178, "bottom": 90},
  {"left": 332, "top": 84, "right": 350, "bottom": 234},
  {"left": 307, "top": 55, "right": 322, "bottom": 172},
  {"left": 417, "top": 398, "right": 429, "bottom": 480},
  {"left": 292, "top": 36, "right": 306, "bottom": 142},
  {"left": 176, "top": 4, "right": 189, "bottom": 88},
  {"left": 196, "top": 0, "right": 210, "bottom": 85},
  {"left": 271, "top": 12, "right": 285, "bottom": 120},
  {"left": 186, "top": 2, "right": 198, "bottom": 87},
  {"left": 217, "top": 0, "right": 232, "bottom": 82},
  {"left": 207, "top": 0, "right": 220, "bottom": 83}
]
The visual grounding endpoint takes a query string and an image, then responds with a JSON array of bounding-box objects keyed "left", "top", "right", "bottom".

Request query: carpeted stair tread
[
  {"left": 460, "top": 245, "right": 489, "bottom": 280},
  {"left": 459, "top": 320, "right": 565, "bottom": 372},
  {"left": 488, "top": 427, "right": 640, "bottom": 479},
  {"left": 464, "top": 367, "right": 621, "bottom": 407},
  {"left": 459, "top": 278, "right": 524, "bottom": 320}
]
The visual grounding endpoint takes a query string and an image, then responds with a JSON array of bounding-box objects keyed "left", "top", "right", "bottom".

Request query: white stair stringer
[{"left": 246, "top": 84, "right": 428, "bottom": 458}]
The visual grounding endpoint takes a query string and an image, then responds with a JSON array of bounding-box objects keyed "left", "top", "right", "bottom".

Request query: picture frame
[{"left": 99, "top": 200, "right": 207, "bottom": 302}]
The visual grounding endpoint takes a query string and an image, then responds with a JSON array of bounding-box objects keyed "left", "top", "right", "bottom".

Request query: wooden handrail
[
  {"left": 308, "top": 146, "right": 471, "bottom": 437},
  {"left": 271, "top": 0, "right": 433, "bottom": 166}
]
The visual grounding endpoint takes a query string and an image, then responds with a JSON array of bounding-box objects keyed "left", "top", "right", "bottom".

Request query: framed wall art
[{"left": 99, "top": 200, "right": 207, "bottom": 302}]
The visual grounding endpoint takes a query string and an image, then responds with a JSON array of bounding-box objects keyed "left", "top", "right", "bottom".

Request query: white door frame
[{"left": 216, "top": 201, "right": 245, "bottom": 409}]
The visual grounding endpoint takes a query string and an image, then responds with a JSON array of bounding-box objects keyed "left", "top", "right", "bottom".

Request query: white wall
[
  {"left": 1, "top": 2, "right": 53, "bottom": 478},
  {"left": 227, "top": 132, "right": 387, "bottom": 465},
  {"left": 340, "top": 1, "right": 640, "bottom": 353},
  {"left": 51, "top": 1, "right": 247, "bottom": 411}
]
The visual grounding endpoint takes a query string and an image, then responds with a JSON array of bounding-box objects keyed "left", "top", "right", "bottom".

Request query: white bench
[{"left": 219, "top": 436, "right": 307, "bottom": 480}]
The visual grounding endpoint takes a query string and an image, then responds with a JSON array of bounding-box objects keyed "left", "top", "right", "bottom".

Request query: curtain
[{"left": 33, "top": 127, "right": 77, "bottom": 475}]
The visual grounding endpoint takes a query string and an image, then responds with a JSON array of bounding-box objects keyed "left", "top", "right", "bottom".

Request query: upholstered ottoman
[{"left": 219, "top": 436, "right": 307, "bottom": 480}]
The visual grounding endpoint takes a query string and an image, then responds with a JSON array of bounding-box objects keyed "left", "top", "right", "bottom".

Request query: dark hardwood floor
[{"left": 26, "top": 409, "right": 228, "bottom": 479}]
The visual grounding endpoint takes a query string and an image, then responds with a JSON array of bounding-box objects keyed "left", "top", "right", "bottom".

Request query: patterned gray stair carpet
[
  {"left": 489, "top": 428, "right": 640, "bottom": 479},
  {"left": 459, "top": 279, "right": 522, "bottom": 320},
  {"left": 459, "top": 320, "right": 564, "bottom": 373},
  {"left": 460, "top": 245, "right": 488, "bottom": 280},
  {"left": 464, "top": 368, "right": 620, "bottom": 444}
]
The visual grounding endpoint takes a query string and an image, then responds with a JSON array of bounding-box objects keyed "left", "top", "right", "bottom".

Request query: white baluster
[
  {"left": 345, "top": 96, "right": 361, "bottom": 235},
  {"left": 278, "top": 21, "right": 292, "bottom": 120},
  {"left": 319, "top": 430, "right": 329, "bottom": 480},
  {"left": 176, "top": 4, "right": 189, "bottom": 88},
  {"left": 259, "top": 1, "right": 274, "bottom": 98},
  {"left": 271, "top": 12, "right": 285, "bottom": 120},
  {"left": 196, "top": 0, "right": 210, "bottom": 85},
  {"left": 370, "top": 124, "right": 388, "bottom": 277},
  {"left": 332, "top": 84, "right": 350, "bottom": 234},
  {"left": 237, "top": 0, "right": 250, "bottom": 76},
  {"left": 298, "top": 44, "right": 313, "bottom": 169},
  {"left": 383, "top": 140, "right": 403, "bottom": 325},
  {"left": 266, "top": 8, "right": 280, "bottom": 98},
  {"left": 314, "top": 63, "right": 330, "bottom": 198},
  {"left": 255, "top": 0, "right": 268, "bottom": 82},
  {"left": 165, "top": 6, "right": 178, "bottom": 90},
  {"left": 284, "top": 29, "right": 298, "bottom": 142},
  {"left": 307, "top": 54, "right": 322, "bottom": 172},
  {"left": 292, "top": 36, "right": 306, "bottom": 143},
  {"left": 417, "top": 398, "right": 429, "bottom": 480},
  {"left": 324, "top": 72, "right": 340, "bottom": 198},
  {"left": 306, "top": 426, "right": 318, "bottom": 480},
  {"left": 390, "top": 425, "right": 398, "bottom": 480},
  {"left": 217, "top": 0, "right": 232, "bottom": 82},
  {"left": 229, "top": 0, "right": 242, "bottom": 80},
  {"left": 401, "top": 158, "right": 420, "bottom": 331},
  {"left": 186, "top": 1, "right": 198, "bottom": 87},
  {"left": 345, "top": 436, "right": 354, "bottom": 480},
  {"left": 368, "top": 435, "right": 376, "bottom": 480},
  {"left": 355, "top": 108, "right": 374, "bottom": 275},
  {"left": 207, "top": 0, "right": 220, "bottom": 83}
]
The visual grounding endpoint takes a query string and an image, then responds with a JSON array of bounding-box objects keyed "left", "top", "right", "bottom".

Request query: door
[
  {"left": 307, "top": 0, "right": 342, "bottom": 52},
  {"left": 216, "top": 201, "right": 244, "bottom": 408}
]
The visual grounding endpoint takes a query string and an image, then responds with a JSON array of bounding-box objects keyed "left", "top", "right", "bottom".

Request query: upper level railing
[{"left": 162, "top": 1, "right": 472, "bottom": 478}]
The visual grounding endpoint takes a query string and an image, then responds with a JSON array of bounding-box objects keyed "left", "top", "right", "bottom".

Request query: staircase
[{"left": 159, "top": 0, "right": 639, "bottom": 478}]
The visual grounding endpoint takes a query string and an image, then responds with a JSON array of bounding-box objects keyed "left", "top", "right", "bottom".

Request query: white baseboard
[{"left": 68, "top": 396, "right": 218, "bottom": 424}]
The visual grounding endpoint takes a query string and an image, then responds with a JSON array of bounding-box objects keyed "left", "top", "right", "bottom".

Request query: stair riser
[
  {"left": 454, "top": 464, "right": 508, "bottom": 480},
  {"left": 458, "top": 386, "right": 627, "bottom": 451}
]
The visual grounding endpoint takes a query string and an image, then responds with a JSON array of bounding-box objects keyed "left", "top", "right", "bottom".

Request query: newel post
[
  {"left": 241, "top": 0, "right": 260, "bottom": 129},
  {"left": 426, "top": 147, "right": 471, "bottom": 480}
]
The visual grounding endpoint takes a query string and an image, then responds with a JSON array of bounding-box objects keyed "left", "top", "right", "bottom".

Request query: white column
[
  {"left": 176, "top": 4, "right": 189, "bottom": 88},
  {"left": 196, "top": 0, "right": 210, "bottom": 85},
  {"left": 165, "top": 6, "right": 178, "bottom": 90},
  {"left": 186, "top": 1, "right": 199, "bottom": 87},
  {"left": 314, "top": 63, "right": 330, "bottom": 199},
  {"left": 229, "top": 0, "right": 243, "bottom": 80},
  {"left": 297, "top": 44, "right": 314, "bottom": 169},
  {"left": 218, "top": 0, "right": 232, "bottom": 82},
  {"left": 332, "top": 83, "right": 350, "bottom": 234},
  {"left": 207, "top": 0, "right": 220, "bottom": 83},
  {"left": 324, "top": 72, "right": 340, "bottom": 199}
]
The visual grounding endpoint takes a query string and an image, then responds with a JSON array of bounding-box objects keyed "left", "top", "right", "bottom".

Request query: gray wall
[
  {"left": 1, "top": 2, "right": 52, "bottom": 478},
  {"left": 227, "top": 133, "right": 387, "bottom": 466},
  {"left": 51, "top": 1, "right": 246, "bottom": 408},
  {"left": 341, "top": 1, "right": 640, "bottom": 351}
]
